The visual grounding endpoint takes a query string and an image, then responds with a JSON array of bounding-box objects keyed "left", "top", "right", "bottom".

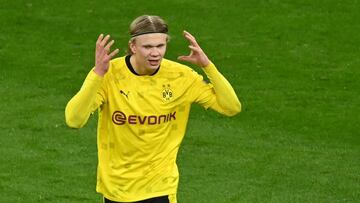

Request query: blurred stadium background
[{"left": 0, "top": 0, "right": 359, "bottom": 202}]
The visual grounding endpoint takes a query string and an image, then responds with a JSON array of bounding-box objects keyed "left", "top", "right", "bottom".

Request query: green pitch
[{"left": 0, "top": 0, "right": 359, "bottom": 202}]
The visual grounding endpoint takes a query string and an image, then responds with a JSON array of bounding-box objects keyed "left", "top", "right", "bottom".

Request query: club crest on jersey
[{"left": 162, "top": 84, "right": 173, "bottom": 101}]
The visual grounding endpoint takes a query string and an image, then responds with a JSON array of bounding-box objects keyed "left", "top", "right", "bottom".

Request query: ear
[{"left": 129, "top": 40, "right": 136, "bottom": 54}]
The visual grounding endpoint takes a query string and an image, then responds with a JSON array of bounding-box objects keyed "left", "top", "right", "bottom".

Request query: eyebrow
[{"left": 142, "top": 43, "right": 166, "bottom": 47}]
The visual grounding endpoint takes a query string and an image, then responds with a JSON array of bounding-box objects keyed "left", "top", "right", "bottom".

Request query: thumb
[{"left": 177, "top": 55, "right": 191, "bottom": 61}]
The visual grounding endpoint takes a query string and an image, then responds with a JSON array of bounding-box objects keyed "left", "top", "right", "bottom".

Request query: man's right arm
[
  {"left": 65, "top": 34, "right": 119, "bottom": 129},
  {"left": 65, "top": 70, "right": 105, "bottom": 128}
]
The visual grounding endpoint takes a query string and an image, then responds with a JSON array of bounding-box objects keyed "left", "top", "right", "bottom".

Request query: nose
[{"left": 150, "top": 47, "right": 160, "bottom": 57}]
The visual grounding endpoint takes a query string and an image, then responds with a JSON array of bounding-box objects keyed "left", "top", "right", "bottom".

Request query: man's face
[{"left": 130, "top": 33, "right": 168, "bottom": 72}]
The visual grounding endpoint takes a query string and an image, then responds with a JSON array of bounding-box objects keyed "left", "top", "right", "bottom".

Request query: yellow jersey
[{"left": 65, "top": 56, "right": 240, "bottom": 202}]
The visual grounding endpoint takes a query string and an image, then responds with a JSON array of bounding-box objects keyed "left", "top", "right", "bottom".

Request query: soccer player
[{"left": 65, "top": 15, "right": 241, "bottom": 203}]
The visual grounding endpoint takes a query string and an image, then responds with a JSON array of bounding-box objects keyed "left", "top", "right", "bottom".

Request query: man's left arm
[
  {"left": 178, "top": 30, "right": 241, "bottom": 116},
  {"left": 202, "top": 63, "right": 241, "bottom": 116}
]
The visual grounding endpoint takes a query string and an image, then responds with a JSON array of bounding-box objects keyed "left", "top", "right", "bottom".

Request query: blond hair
[{"left": 127, "top": 15, "right": 169, "bottom": 54}]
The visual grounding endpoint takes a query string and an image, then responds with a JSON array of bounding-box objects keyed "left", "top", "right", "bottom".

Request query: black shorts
[{"left": 104, "top": 195, "right": 169, "bottom": 203}]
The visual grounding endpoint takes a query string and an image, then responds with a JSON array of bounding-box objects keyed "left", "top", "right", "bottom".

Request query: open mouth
[{"left": 148, "top": 59, "right": 160, "bottom": 66}]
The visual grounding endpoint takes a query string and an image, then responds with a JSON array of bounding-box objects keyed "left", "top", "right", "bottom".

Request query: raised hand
[
  {"left": 94, "top": 34, "right": 119, "bottom": 76},
  {"left": 177, "top": 31, "right": 211, "bottom": 67}
]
